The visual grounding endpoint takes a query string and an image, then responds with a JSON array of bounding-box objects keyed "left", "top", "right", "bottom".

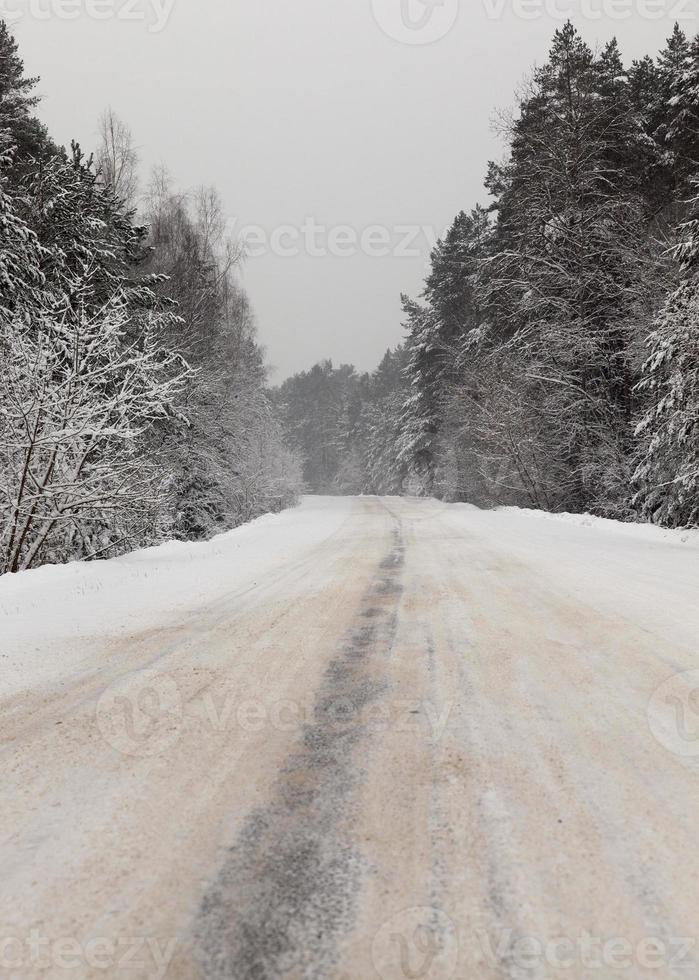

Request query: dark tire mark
[{"left": 194, "top": 518, "right": 405, "bottom": 979}]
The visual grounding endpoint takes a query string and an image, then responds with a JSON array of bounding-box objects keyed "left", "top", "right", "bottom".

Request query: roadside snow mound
[
  {"left": 497, "top": 507, "right": 699, "bottom": 547},
  {"left": 0, "top": 497, "right": 352, "bottom": 699}
]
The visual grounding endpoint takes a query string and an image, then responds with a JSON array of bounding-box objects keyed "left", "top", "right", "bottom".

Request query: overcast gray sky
[{"left": 15, "top": 0, "right": 694, "bottom": 379}]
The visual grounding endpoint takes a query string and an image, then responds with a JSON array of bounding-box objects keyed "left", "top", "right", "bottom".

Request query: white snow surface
[
  {"left": 2, "top": 495, "right": 698, "bottom": 701},
  {"left": 0, "top": 497, "right": 354, "bottom": 700}
]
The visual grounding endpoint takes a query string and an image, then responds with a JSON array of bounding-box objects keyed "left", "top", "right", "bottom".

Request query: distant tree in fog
[{"left": 96, "top": 108, "right": 140, "bottom": 208}]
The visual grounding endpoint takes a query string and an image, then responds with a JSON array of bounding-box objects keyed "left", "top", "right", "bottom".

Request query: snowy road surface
[{"left": 3, "top": 496, "right": 699, "bottom": 979}]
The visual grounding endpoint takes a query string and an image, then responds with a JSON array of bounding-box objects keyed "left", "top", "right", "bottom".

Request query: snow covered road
[{"left": 3, "top": 496, "right": 699, "bottom": 979}]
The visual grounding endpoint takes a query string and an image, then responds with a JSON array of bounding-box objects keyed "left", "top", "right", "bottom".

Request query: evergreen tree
[
  {"left": 399, "top": 298, "right": 443, "bottom": 493},
  {"left": 633, "top": 191, "right": 699, "bottom": 527},
  {"left": 656, "top": 24, "right": 690, "bottom": 147},
  {"left": 364, "top": 349, "right": 409, "bottom": 495},
  {"left": 0, "top": 22, "right": 55, "bottom": 173},
  {"left": 400, "top": 208, "right": 491, "bottom": 494},
  {"left": 21, "top": 143, "right": 154, "bottom": 312},
  {"left": 0, "top": 138, "right": 46, "bottom": 314},
  {"left": 483, "top": 23, "right": 651, "bottom": 512}
]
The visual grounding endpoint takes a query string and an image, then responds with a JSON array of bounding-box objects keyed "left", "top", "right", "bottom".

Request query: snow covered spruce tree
[
  {"left": 399, "top": 297, "right": 443, "bottom": 495},
  {"left": 0, "top": 22, "right": 55, "bottom": 181},
  {"left": 385, "top": 24, "right": 684, "bottom": 515},
  {"left": 663, "top": 27, "right": 699, "bottom": 199},
  {"left": 633, "top": 195, "right": 699, "bottom": 527},
  {"left": 363, "top": 348, "right": 409, "bottom": 495},
  {"left": 21, "top": 142, "right": 156, "bottom": 311},
  {"left": 399, "top": 208, "right": 491, "bottom": 498},
  {"left": 480, "top": 25, "right": 659, "bottom": 514}
]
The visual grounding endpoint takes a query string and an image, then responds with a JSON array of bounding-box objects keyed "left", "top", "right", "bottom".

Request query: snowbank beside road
[
  {"left": 0, "top": 497, "right": 354, "bottom": 700},
  {"left": 498, "top": 505, "right": 699, "bottom": 547},
  {"left": 440, "top": 499, "right": 699, "bottom": 659}
]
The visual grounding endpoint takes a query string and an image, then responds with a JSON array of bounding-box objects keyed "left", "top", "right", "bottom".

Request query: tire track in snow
[{"left": 193, "top": 516, "right": 405, "bottom": 979}]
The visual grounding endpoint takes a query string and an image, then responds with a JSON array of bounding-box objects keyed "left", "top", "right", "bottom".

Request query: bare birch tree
[
  {"left": 0, "top": 291, "right": 190, "bottom": 573},
  {"left": 96, "top": 108, "right": 139, "bottom": 209}
]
